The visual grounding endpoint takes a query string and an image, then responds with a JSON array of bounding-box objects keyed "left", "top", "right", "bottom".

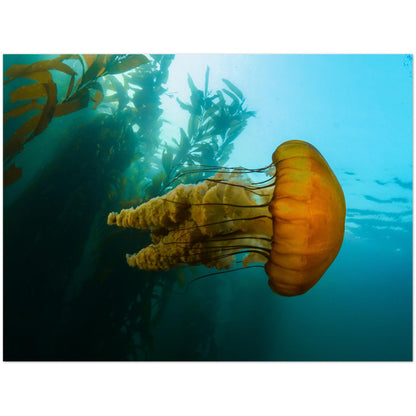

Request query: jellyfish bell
[
  {"left": 107, "top": 140, "right": 346, "bottom": 297},
  {"left": 266, "top": 140, "right": 346, "bottom": 296}
]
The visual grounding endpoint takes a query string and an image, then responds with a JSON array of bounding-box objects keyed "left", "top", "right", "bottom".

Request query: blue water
[
  {"left": 157, "top": 54, "right": 413, "bottom": 360},
  {"left": 3, "top": 54, "right": 412, "bottom": 361}
]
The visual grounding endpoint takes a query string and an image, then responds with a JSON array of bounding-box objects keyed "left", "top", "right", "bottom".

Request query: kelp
[
  {"left": 3, "top": 163, "right": 22, "bottom": 188},
  {"left": 112, "top": 65, "right": 255, "bottom": 202},
  {"left": 4, "top": 99, "right": 43, "bottom": 123},
  {"left": 3, "top": 54, "right": 149, "bottom": 187},
  {"left": 101, "top": 62, "right": 255, "bottom": 358},
  {"left": 3, "top": 107, "right": 142, "bottom": 359},
  {"left": 9, "top": 83, "right": 48, "bottom": 103},
  {"left": 159, "top": 67, "right": 255, "bottom": 192},
  {"left": 3, "top": 54, "right": 255, "bottom": 360},
  {"left": 4, "top": 55, "right": 76, "bottom": 84},
  {"left": 97, "top": 55, "right": 175, "bottom": 202},
  {"left": 53, "top": 87, "right": 91, "bottom": 118}
]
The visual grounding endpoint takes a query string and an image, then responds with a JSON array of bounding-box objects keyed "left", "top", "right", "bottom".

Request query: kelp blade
[
  {"left": 4, "top": 100, "right": 43, "bottom": 123},
  {"left": 54, "top": 87, "right": 90, "bottom": 117},
  {"left": 10, "top": 83, "right": 47, "bottom": 103},
  {"left": 3, "top": 163, "right": 22, "bottom": 187},
  {"left": 3, "top": 113, "right": 42, "bottom": 162},
  {"left": 4, "top": 56, "right": 75, "bottom": 82}
]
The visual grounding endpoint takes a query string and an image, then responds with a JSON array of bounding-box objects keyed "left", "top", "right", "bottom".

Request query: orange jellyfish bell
[{"left": 266, "top": 140, "right": 346, "bottom": 296}]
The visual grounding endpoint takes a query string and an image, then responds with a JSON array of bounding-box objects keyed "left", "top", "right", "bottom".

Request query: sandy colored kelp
[{"left": 3, "top": 54, "right": 149, "bottom": 187}]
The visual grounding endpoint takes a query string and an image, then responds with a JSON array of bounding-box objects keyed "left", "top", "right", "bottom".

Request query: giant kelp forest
[{"left": 3, "top": 54, "right": 255, "bottom": 360}]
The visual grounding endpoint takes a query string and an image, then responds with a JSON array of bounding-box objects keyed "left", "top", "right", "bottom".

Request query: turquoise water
[
  {"left": 3, "top": 54, "right": 412, "bottom": 360},
  {"left": 163, "top": 55, "right": 413, "bottom": 360},
  {"left": 158, "top": 54, "right": 413, "bottom": 360}
]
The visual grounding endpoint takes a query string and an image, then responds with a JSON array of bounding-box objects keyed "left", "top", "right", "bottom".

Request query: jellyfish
[{"left": 107, "top": 140, "right": 346, "bottom": 296}]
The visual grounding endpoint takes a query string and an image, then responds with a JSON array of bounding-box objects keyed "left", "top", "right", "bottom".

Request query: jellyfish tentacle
[
  {"left": 162, "top": 163, "right": 274, "bottom": 193},
  {"left": 163, "top": 235, "right": 272, "bottom": 245},
  {"left": 161, "top": 198, "right": 271, "bottom": 209},
  {"left": 204, "top": 178, "right": 275, "bottom": 197}
]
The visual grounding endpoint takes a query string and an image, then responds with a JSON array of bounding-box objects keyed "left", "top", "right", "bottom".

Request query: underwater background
[{"left": 3, "top": 54, "right": 413, "bottom": 361}]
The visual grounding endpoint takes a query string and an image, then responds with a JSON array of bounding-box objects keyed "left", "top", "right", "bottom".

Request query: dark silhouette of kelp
[{"left": 3, "top": 54, "right": 255, "bottom": 360}]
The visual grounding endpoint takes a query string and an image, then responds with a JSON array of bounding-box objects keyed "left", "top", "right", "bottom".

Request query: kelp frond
[
  {"left": 159, "top": 69, "right": 255, "bottom": 193},
  {"left": 3, "top": 54, "right": 150, "bottom": 187}
]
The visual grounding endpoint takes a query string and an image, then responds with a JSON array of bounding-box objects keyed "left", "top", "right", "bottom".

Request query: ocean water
[{"left": 3, "top": 54, "right": 412, "bottom": 361}]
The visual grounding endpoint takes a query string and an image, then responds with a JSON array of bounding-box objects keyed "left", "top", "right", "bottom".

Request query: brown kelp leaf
[
  {"left": 4, "top": 55, "right": 71, "bottom": 82},
  {"left": 10, "top": 83, "right": 47, "bottom": 103},
  {"left": 106, "top": 55, "right": 149, "bottom": 75},
  {"left": 4, "top": 70, "right": 53, "bottom": 86},
  {"left": 26, "top": 72, "right": 52, "bottom": 84},
  {"left": 4, "top": 99, "right": 43, "bottom": 123},
  {"left": 53, "top": 61, "right": 77, "bottom": 100},
  {"left": 88, "top": 81, "right": 104, "bottom": 110},
  {"left": 79, "top": 55, "right": 113, "bottom": 87},
  {"left": 5, "top": 63, "right": 50, "bottom": 81},
  {"left": 51, "top": 61, "right": 76, "bottom": 76},
  {"left": 72, "top": 55, "right": 97, "bottom": 89},
  {"left": 61, "top": 54, "right": 84, "bottom": 97},
  {"left": 3, "top": 163, "right": 22, "bottom": 188},
  {"left": 96, "top": 66, "right": 107, "bottom": 77},
  {"left": 12, "top": 59, "right": 77, "bottom": 100},
  {"left": 82, "top": 54, "right": 98, "bottom": 69},
  {"left": 54, "top": 87, "right": 90, "bottom": 117},
  {"left": 3, "top": 113, "right": 42, "bottom": 162},
  {"left": 27, "top": 81, "right": 57, "bottom": 140},
  {"left": 92, "top": 89, "right": 104, "bottom": 110}
]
